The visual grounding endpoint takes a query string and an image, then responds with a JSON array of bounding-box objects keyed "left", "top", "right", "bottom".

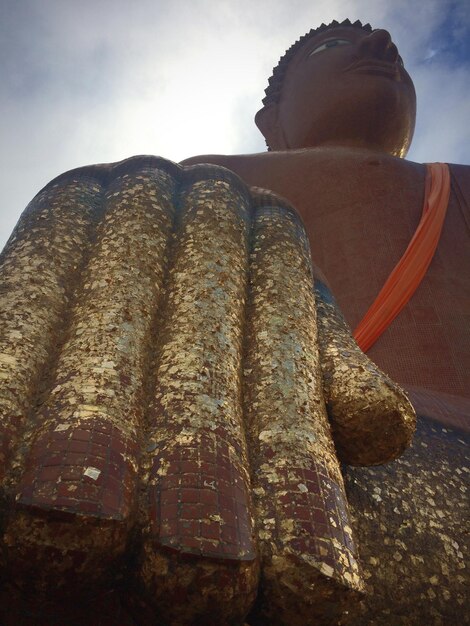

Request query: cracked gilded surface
[
  {"left": 314, "top": 281, "right": 416, "bottom": 466},
  {"left": 346, "top": 420, "right": 469, "bottom": 625},
  {"left": 4, "top": 163, "right": 176, "bottom": 591},
  {"left": 0, "top": 177, "right": 101, "bottom": 477},
  {"left": 134, "top": 170, "right": 259, "bottom": 624},
  {"left": 244, "top": 192, "right": 363, "bottom": 626},
  {"left": 0, "top": 155, "right": 426, "bottom": 624}
]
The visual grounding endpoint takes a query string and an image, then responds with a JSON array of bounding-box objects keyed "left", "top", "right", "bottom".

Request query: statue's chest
[
  {"left": 296, "top": 162, "right": 470, "bottom": 397},
  {"left": 298, "top": 160, "right": 425, "bottom": 253},
  {"left": 275, "top": 160, "right": 427, "bottom": 300}
]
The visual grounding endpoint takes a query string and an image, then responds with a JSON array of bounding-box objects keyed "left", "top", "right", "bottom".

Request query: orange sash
[{"left": 353, "top": 163, "right": 450, "bottom": 353}]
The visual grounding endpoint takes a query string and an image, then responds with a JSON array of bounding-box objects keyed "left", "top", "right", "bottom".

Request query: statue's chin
[{"left": 280, "top": 86, "right": 416, "bottom": 157}]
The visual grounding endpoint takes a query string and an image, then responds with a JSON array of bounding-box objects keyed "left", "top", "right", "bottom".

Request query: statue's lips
[{"left": 344, "top": 60, "right": 400, "bottom": 79}]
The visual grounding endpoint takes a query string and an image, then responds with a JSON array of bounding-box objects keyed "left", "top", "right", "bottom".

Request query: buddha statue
[
  {"left": 0, "top": 18, "right": 467, "bottom": 626},
  {"left": 184, "top": 19, "right": 470, "bottom": 418}
]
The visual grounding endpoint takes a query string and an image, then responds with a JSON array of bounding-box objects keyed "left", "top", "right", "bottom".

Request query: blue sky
[{"left": 1, "top": 0, "right": 469, "bottom": 250}]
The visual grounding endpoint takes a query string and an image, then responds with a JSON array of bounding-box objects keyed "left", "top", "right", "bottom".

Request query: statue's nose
[{"left": 357, "top": 29, "right": 399, "bottom": 63}]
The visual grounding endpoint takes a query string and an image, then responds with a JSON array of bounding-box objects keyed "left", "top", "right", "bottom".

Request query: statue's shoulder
[
  {"left": 180, "top": 148, "right": 424, "bottom": 187},
  {"left": 181, "top": 150, "right": 470, "bottom": 200},
  {"left": 180, "top": 149, "right": 427, "bottom": 208},
  {"left": 447, "top": 162, "right": 470, "bottom": 196}
]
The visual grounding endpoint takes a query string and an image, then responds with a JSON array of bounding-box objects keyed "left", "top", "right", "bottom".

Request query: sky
[{"left": 1, "top": 0, "right": 469, "bottom": 250}]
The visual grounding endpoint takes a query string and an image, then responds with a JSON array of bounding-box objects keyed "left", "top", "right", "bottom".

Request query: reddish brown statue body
[{"left": 184, "top": 21, "right": 470, "bottom": 413}]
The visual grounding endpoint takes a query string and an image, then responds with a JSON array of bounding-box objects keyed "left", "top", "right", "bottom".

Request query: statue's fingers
[
  {"left": 4, "top": 159, "right": 177, "bottom": 593},
  {"left": 0, "top": 174, "right": 101, "bottom": 480},
  {"left": 244, "top": 192, "right": 363, "bottom": 626},
  {"left": 314, "top": 278, "right": 416, "bottom": 466},
  {"left": 132, "top": 167, "right": 258, "bottom": 626}
]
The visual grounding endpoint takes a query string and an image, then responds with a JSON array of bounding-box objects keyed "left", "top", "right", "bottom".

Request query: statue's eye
[{"left": 309, "top": 39, "right": 351, "bottom": 56}]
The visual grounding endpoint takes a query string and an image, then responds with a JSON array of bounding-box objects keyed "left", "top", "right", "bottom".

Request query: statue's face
[{"left": 265, "top": 27, "right": 416, "bottom": 156}]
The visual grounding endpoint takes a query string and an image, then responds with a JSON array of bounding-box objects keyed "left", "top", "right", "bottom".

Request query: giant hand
[{"left": 0, "top": 157, "right": 415, "bottom": 625}]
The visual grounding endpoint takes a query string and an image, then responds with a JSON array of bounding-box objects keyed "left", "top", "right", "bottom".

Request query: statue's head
[{"left": 255, "top": 19, "right": 416, "bottom": 157}]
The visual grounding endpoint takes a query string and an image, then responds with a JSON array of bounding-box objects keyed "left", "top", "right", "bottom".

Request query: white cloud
[
  {"left": 1, "top": 0, "right": 469, "bottom": 249},
  {"left": 410, "top": 63, "right": 470, "bottom": 163}
]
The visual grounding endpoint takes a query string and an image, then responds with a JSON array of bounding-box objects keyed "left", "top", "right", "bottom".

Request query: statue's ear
[{"left": 255, "top": 103, "right": 286, "bottom": 150}]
